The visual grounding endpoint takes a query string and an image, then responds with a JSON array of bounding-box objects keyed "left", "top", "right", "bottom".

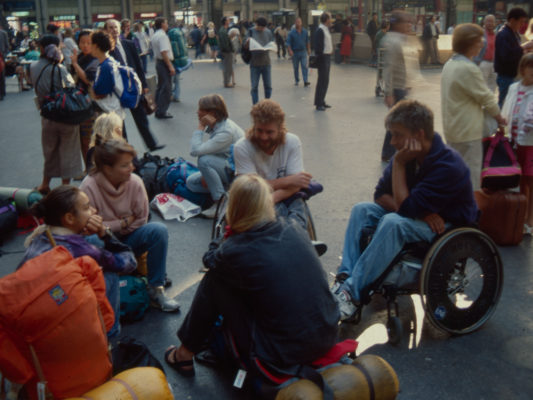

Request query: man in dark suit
[
  {"left": 0, "top": 26, "right": 9, "bottom": 101},
  {"left": 313, "top": 12, "right": 333, "bottom": 111},
  {"left": 105, "top": 19, "right": 165, "bottom": 151}
]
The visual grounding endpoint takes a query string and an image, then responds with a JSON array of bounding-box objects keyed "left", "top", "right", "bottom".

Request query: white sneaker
[
  {"left": 524, "top": 224, "right": 532, "bottom": 235},
  {"left": 148, "top": 286, "right": 180, "bottom": 312},
  {"left": 201, "top": 203, "right": 218, "bottom": 219},
  {"left": 335, "top": 289, "right": 359, "bottom": 321}
]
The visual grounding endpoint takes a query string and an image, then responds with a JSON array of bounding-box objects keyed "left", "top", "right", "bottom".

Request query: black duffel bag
[{"left": 36, "top": 63, "right": 94, "bottom": 125}]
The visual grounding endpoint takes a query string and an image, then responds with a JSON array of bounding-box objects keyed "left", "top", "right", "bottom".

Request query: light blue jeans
[
  {"left": 292, "top": 50, "right": 308, "bottom": 84},
  {"left": 338, "top": 202, "right": 439, "bottom": 301},
  {"left": 122, "top": 222, "right": 168, "bottom": 287},
  {"left": 250, "top": 65, "right": 272, "bottom": 104},
  {"left": 186, "top": 154, "right": 231, "bottom": 201},
  {"left": 172, "top": 73, "right": 180, "bottom": 101}
]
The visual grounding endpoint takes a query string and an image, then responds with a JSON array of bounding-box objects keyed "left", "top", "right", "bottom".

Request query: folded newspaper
[{"left": 249, "top": 38, "right": 277, "bottom": 52}]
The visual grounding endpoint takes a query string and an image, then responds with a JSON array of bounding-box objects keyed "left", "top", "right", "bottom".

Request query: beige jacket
[{"left": 441, "top": 55, "right": 499, "bottom": 143}]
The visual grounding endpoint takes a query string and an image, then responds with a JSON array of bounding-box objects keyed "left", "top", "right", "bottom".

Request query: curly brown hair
[{"left": 246, "top": 99, "right": 287, "bottom": 144}]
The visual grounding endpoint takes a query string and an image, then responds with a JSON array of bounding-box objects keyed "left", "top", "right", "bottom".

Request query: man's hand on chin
[{"left": 394, "top": 138, "right": 423, "bottom": 165}]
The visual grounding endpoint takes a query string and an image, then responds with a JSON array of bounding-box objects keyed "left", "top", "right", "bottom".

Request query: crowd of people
[{"left": 1, "top": 6, "right": 533, "bottom": 399}]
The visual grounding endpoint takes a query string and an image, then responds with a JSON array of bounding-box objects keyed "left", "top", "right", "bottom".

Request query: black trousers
[
  {"left": 314, "top": 54, "right": 331, "bottom": 107},
  {"left": 178, "top": 271, "right": 252, "bottom": 357},
  {"left": 130, "top": 103, "right": 158, "bottom": 150},
  {"left": 381, "top": 88, "right": 408, "bottom": 161},
  {"left": 0, "top": 69, "right": 5, "bottom": 99}
]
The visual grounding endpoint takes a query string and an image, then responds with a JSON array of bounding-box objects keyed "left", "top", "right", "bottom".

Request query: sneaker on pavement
[
  {"left": 148, "top": 285, "right": 180, "bottom": 312},
  {"left": 335, "top": 289, "right": 360, "bottom": 322},
  {"left": 201, "top": 203, "right": 218, "bottom": 219},
  {"left": 330, "top": 272, "right": 349, "bottom": 295}
]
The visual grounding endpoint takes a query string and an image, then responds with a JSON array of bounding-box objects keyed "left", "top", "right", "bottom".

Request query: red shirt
[{"left": 483, "top": 30, "right": 495, "bottom": 61}]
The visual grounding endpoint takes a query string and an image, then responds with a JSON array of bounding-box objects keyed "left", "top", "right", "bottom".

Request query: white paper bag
[{"left": 150, "top": 193, "right": 201, "bottom": 222}]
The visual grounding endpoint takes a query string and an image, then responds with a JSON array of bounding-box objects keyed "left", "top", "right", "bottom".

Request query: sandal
[{"left": 165, "top": 346, "right": 195, "bottom": 377}]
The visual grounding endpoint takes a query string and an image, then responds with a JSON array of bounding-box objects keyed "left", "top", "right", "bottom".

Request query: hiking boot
[
  {"left": 335, "top": 288, "right": 361, "bottom": 322},
  {"left": 148, "top": 286, "right": 180, "bottom": 312}
]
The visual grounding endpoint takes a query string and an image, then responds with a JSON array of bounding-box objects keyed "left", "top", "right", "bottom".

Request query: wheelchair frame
[
  {"left": 358, "top": 227, "right": 504, "bottom": 345},
  {"left": 211, "top": 192, "right": 317, "bottom": 241}
]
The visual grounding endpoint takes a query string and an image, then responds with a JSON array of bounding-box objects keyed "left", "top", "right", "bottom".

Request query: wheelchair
[
  {"left": 353, "top": 227, "right": 504, "bottom": 345},
  {"left": 211, "top": 185, "right": 320, "bottom": 243}
]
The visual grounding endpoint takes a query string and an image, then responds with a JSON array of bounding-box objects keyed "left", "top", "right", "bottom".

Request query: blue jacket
[{"left": 374, "top": 133, "right": 478, "bottom": 225}]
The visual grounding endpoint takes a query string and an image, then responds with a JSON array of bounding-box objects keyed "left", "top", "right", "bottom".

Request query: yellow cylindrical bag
[
  {"left": 276, "top": 355, "right": 399, "bottom": 400},
  {"left": 66, "top": 367, "right": 174, "bottom": 400}
]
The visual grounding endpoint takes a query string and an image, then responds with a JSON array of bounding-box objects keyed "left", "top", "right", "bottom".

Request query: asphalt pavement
[{"left": 0, "top": 53, "right": 532, "bottom": 399}]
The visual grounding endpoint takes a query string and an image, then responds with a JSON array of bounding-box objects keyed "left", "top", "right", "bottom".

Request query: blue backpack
[
  {"left": 166, "top": 158, "right": 212, "bottom": 209},
  {"left": 112, "top": 62, "right": 142, "bottom": 109},
  {"left": 119, "top": 275, "right": 149, "bottom": 322}
]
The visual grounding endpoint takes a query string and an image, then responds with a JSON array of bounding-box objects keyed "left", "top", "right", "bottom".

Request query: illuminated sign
[
  {"left": 52, "top": 15, "right": 77, "bottom": 21},
  {"left": 97, "top": 14, "right": 116, "bottom": 19},
  {"left": 140, "top": 13, "right": 157, "bottom": 18},
  {"left": 12, "top": 11, "right": 30, "bottom": 17}
]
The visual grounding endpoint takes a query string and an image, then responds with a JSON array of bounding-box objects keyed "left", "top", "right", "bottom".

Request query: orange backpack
[{"left": 0, "top": 245, "right": 114, "bottom": 399}]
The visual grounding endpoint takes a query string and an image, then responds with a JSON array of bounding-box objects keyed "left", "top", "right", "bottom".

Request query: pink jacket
[{"left": 80, "top": 172, "right": 149, "bottom": 235}]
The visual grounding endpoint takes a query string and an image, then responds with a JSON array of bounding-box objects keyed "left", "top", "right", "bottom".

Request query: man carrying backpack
[{"left": 105, "top": 19, "right": 165, "bottom": 151}]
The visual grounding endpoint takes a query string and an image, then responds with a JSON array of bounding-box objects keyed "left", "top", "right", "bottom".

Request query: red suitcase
[{"left": 474, "top": 189, "right": 527, "bottom": 246}]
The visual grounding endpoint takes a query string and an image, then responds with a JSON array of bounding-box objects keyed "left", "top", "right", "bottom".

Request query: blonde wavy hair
[
  {"left": 226, "top": 174, "right": 276, "bottom": 233},
  {"left": 246, "top": 99, "right": 287, "bottom": 146},
  {"left": 90, "top": 112, "right": 124, "bottom": 146}
]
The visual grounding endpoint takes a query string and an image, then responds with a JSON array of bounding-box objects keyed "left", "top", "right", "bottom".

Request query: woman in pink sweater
[{"left": 80, "top": 139, "right": 179, "bottom": 312}]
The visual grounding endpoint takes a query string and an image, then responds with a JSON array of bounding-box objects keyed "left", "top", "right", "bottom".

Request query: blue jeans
[
  {"left": 172, "top": 73, "right": 180, "bottom": 101},
  {"left": 186, "top": 154, "right": 231, "bottom": 201},
  {"left": 103, "top": 271, "right": 120, "bottom": 338},
  {"left": 250, "top": 65, "right": 272, "bottom": 104},
  {"left": 122, "top": 222, "right": 168, "bottom": 287},
  {"left": 276, "top": 198, "right": 307, "bottom": 230},
  {"left": 338, "top": 202, "right": 439, "bottom": 302},
  {"left": 497, "top": 75, "right": 515, "bottom": 108},
  {"left": 292, "top": 50, "right": 309, "bottom": 84}
]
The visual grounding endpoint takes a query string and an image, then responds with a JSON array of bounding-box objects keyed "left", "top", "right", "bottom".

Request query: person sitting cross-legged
[
  {"left": 332, "top": 100, "right": 479, "bottom": 321},
  {"left": 186, "top": 94, "right": 244, "bottom": 218}
]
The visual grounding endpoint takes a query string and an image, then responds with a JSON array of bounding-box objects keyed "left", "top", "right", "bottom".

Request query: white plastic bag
[{"left": 150, "top": 193, "right": 201, "bottom": 222}]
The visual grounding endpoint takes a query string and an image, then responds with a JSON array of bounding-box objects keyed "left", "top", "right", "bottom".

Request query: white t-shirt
[
  {"left": 151, "top": 29, "right": 173, "bottom": 61},
  {"left": 234, "top": 132, "right": 304, "bottom": 180}
]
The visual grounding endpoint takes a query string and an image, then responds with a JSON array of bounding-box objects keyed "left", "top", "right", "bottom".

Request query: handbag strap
[
  {"left": 34, "top": 62, "right": 52, "bottom": 91},
  {"left": 483, "top": 129, "right": 518, "bottom": 168}
]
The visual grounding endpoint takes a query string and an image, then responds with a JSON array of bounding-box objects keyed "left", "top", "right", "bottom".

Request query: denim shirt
[{"left": 286, "top": 28, "right": 309, "bottom": 51}]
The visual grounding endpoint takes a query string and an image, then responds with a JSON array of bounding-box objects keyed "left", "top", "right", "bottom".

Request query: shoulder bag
[{"left": 36, "top": 63, "right": 94, "bottom": 125}]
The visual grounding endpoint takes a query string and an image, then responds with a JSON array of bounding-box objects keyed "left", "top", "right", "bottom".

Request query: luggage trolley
[
  {"left": 353, "top": 227, "right": 504, "bottom": 345},
  {"left": 375, "top": 47, "right": 386, "bottom": 97}
]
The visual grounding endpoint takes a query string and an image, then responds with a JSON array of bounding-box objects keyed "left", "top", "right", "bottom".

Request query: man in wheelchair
[
  {"left": 332, "top": 100, "right": 479, "bottom": 321},
  {"left": 234, "top": 99, "right": 313, "bottom": 229}
]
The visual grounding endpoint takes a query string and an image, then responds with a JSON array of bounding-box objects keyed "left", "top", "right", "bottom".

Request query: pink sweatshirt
[{"left": 80, "top": 172, "right": 149, "bottom": 235}]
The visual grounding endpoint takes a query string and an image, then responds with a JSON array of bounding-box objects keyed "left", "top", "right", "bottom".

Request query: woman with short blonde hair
[
  {"left": 441, "top": 23, "right": 506, "bottom": 189},
  {"left": 226, "top": 174, "right": 276, "bottom": 233}
]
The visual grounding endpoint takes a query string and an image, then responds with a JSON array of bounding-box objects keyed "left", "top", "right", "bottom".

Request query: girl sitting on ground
[
  {"left": 502, "top": 53, "right": 533, "bottom": 234},
  {"left": 80, "top": 139, "right": 180, "bottom": 312},
  {"left": 19, "top": 185, "right": 137, "bottom": 337}
]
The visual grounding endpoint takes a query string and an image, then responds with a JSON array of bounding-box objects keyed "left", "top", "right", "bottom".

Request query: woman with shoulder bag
[{"left": 29, "top": 34, "right": 83, "bottom": 195}]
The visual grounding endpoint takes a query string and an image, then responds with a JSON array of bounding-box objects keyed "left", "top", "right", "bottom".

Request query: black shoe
[
  {"left": 155, "top": 113, "right": 173, "bottom": 119},
  {"left": 164, "top": 276, "right": 172, "bottom": 288},
  {"left": 150, "top": 144, "right": 166, "bottom": 152},
  {"left": 316, "top": 106, "right": 326, "bottom": 111},
  {"left": 324, "top": 104, "right": 332, "bottom": 108},
  {"left": 312, "top": 240, "right": 327, "bottom": 256},
  {"left": 294, "top": 82, "right": 299, "bottom": 86},
  {"left": 304, "top": 82, "right": 311, "bottom": 87}
]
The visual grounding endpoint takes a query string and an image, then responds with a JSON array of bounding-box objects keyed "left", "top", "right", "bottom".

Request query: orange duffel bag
[{"left": 0, "top": 245, "right": 114, "bottom": 400}]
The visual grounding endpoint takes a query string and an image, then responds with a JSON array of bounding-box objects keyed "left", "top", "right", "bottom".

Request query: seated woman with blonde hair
[
  {"left": 86, "top": 112, "right": 125, "bottom": 170},
  {"left": 164, "top": 174, "right": 339, "bottom": 381}
]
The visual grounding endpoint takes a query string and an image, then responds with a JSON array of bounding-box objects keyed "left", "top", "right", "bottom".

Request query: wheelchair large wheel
[
  {"left": 211, "top": 192, "right": 229, "bottom": 240},
  {"left": 420, "top": 227, "right": 503, "bottom": 335},
  {"left": 302, "top": 201, "right": 317, "bottom": 241}
]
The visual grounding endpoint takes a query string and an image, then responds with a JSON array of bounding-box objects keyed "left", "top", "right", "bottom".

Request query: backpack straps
[
  {"left": 296, "top": 364, "right": 334, "bottom": 400},
  {"left": 28, "top": 345, "right": 55, "bottom": 400}
]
